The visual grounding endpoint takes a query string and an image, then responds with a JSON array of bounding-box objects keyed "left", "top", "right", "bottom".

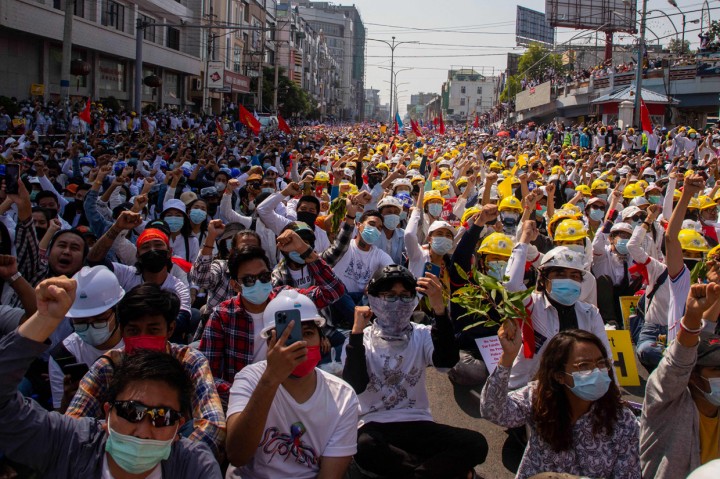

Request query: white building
[{"left": 442, "top": 69, "right": 497, "bottom": 122}]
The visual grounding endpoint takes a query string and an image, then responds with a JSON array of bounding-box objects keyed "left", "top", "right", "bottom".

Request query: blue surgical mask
[
  {"left": 589, "top": 209, "right": 605, "bottom": 221},
  {"left": 615, "top": 238, "right": 629, "bottom": 255},
  {"left": 105, "top": 416, "right": 176, "bottom": 475},
  {"left": 647, "top": 195, "right": 661, "bottom": 205},
  {"left": 165, "top": 216, "right": 184, "bottom": 233},
  {"left": 487, "top": 260, "right": 507, "bottom": 281},
  {"left": 261, "top": 187, "right": 274, "bottom": 194},
  {"left": 288, "top": 251, "right": 305, "bottom": 264},
  {"left": 537, "top": 205, "right": 548, "bottom": 217},
  {"left": 428, "top": 203, "right": 443, "bottom": 218},
  {"left": 241, "top": 280, "right": 273, "bottom": 305},
  {"left": 75, "top": 321, "right": 113, "bottom": 347},
  {"left": 576, "top": 200, "right": 586, "bottom": 211},
  {"left": 548, "top": 278, "right": 582, "bottom": 306},
  {"left": 355, "top": 212, "right": 363, "bottom": 223},
  {"left": 565, "top": 368, "right": 612, "bottom": 401},
  {"left": 361, "top": 225, "right": 381, "bottom": 245},
  {"left": 399, "top": 211, "right": 408, "bottom": 221},
  {"left": 596, "top": 193, "right": 608, "bottom": 201},
  {"left": 698, "top": 377, "right": 720, "bottom": 406},
  {"left": 430, "top": 236, "right": 454, "bottom": 255},
  {"left": 188, "top": 209, "right": 207, "bottom": 224},
  {"left": 383, "top": 214, "right": 400, "bottom": 230}
]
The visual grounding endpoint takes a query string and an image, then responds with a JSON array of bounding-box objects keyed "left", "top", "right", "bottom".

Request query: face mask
[
  {"left": 215, "top": 182, "right": 226, "bottom": 192},
  {"left": 501, "top": 212, "right": 519, "bottom": 226},
  {"left": 396, "top": 189, "right": 410, "bottom": 195},
  {"left": 509, "top": 162, "right": 515, "bottom": 168},
  {"left": 139, "top": 250, "right": 169, "bottom": 274},
  {"left": 247, "top": 202, "right": 256, "bottom": 212},
  {"left": 428, "top": 203, "right": 443, "bottom": 218},
  {"left": 564, "top": 188, "right": 575, "bottom": 199},
  {"left": 442, "top": 193, "right": 451, "bottom": 199},
  {"left": 547, "top": 278, "right": 582, "bottom": 306},
  {"left": 647, "top": 195, "right": 661, "bottom": 205},
  {"left": 430, "top": 236, "right": 454, "bottom": 255},
  {"left": 165, "top": 216, "right": 184, "bottom": 233},
  {"left": 124, "top": 335, "right": 167, "bottom": 355},
  {"left": 35, "top": 227, "right": 47, "bottom": 239},
  {"left": 615, "top": 238, "right": 629, "bottom": 255},
  {"left": 75, "top": 321, "right": 114, "bottom": 347},
  {"left": 189, "top": 209, "right": 207, "bottom": 224},
  {"left": 537, "top": 205, "right": 548, "bottom": 217},
  {"left": 361, "top": 225, "right": 381, "bottom": 245},
  {"left": 241, "top": 280, "right": 273, "bottom": 305},
  {"left": 459, "top": 186, "right": 466, "bottom": 194},
  {"left": 291, "top": 345, "right": 321, "bottom": 378},
  {"left": 383, "top": 214, "right": 400, "bottom": 230},
  {"left": 690, "top": 134, "right": 697, "bottom": 139},
  {"left": 368, "top": 295, "right": 419, "bottom": 340},
  {"left": 81, "top": 166, "right": 91, "bottom": 175},
  {"left": 589, "top": 209, "right": 605, "bottom": 221},
  {"left": 697, "top": 377, "right": 720, "bottom": 406},
  {"left": 287, "top": 251, "right": 305, "bottom": 264},
  {"left": 596, "top": 193, "right": 608, "bottom": 201},
  {"left": 105, "top": 416, "right": 176, "bottom": 475},
  {"left": 296, "top": 211, "right": 318, "bottom": 228},
  {"left": 566, "top": 368, "right": 612, "bottom": 401},
  {"left": 566, "top": 244, "right": 585, "bottom": 254},
  {"left": 261, "top": 187, "right": 274, "bottom": 194},
  {"left": 487, "top": 261, "right": 507, "bottom": 281},
  {"left": 576, "top": 200, "right": 586, "bottom": 211},
  {"left": 30, "top": 191, "right": 39, "bottom": 201},
  {"left": 263, "top": 162, "right": 271, "bottom": 169}
]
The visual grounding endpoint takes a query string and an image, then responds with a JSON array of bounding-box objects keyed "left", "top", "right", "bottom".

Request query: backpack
[{"left": 629, "top": 268, "right": 669, "bottom": 344}]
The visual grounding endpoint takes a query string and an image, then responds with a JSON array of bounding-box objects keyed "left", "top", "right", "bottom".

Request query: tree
[
  {"left": 668, "top": 38, "right": 691, "bottom": 55},
  {"left": 500, "top": 43, "right": 565, "bottom": 101},
  {"left": 250, "top": 67, "right": 315, "bottom": 117},
  {"left": 499, "top": 76, "right": 521, "bottom": 102}
]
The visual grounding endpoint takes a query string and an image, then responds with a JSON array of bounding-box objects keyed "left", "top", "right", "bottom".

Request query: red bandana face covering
[
  {"left": 290, "top": 345, "right": 321, "bottom": 378},
  {"left": 124, "top": 335, "right": 167, "bottom": 355}
]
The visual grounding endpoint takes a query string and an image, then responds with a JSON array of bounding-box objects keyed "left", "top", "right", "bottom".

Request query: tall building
[
  {"left": 296, "top": 1, "right": 365, "bottom": 120},
  {"left": 441, "top": 69, "right": 497, "bottom": 122},
  {"left": 364, "top": 87, "right": 380, "bottom": 120},
  {"left": 406, "top": 92, "right": 436, "bottom": 120},
  {"left": 0, "top": 0, "right": 204, "bottom": 110}
]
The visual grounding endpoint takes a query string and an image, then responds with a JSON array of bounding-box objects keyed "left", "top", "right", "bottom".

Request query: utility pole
[
  {"left": 134, "top": 19, "right": 144, "bottom": 120},
  {"left": 367, "top": 37, "right": 418, "bottom": 124},
  {"left": 257, "top": 0, "right": 267, "bottom": 113},
  {"left": 633, "top": 0, "right": 648, "bottom": 128},
  {"left": 203, "top": 6, "right": 215, "bottom": 115},
  {"left": 60, "top": 0, "right": 74, "bottom": 109}
]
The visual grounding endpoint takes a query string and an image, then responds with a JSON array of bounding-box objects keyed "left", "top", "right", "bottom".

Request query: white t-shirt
[
  {"left": 249, "top": 311, "right": 268, "bottom": 362},
  {"left": 49, "top": 333, "right": 124, "bottom": 408},
  {"left": 668, "top": 265, "right": 691, "bottom": 345},
  {"left": 112, "top": 263, "right": 191, "bottom": 313},
  {"left": 289, "top": 266, "right": 313, "bottom": 290},
  {"left": 355, "top": 324, "right": 435, "bottom": 427},
  {"left": 332, "top": 242, "right": 393, "bottom": 294},
  {"left": 227, "top": 361, "right": 359, "bottom": 479}
]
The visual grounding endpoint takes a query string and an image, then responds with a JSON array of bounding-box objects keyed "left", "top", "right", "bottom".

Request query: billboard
[
  {"left": 545, "top": 0, "right": 637, "bottom": 33},
  {"left": 516, "top": 6, "right": 555, "bottom": 47},
  {"left": 515, "top": 81, "right": 553, "bottom": 112},
  {"left": 207, "top": 61, "right": 224, "bottom": 90},
  {"left": 507, "top": 53, "right": 521, "bottom": 76}
]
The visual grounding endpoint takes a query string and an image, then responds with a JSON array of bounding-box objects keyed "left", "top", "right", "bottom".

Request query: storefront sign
[
  {"left": 224, "top": 70, "right": 251, "bottom": 93},
  {"left": 98, "top": 58, "right": 126, "bottom": 92}
]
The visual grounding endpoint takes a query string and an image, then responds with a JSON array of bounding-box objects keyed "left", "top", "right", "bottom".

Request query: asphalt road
[{"left": 425, "top": 360, "right": 649, "bottom": 479}]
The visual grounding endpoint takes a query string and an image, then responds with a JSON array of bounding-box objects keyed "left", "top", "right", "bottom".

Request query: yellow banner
[{"left": 606, "top": 330, "right": 641, "bottom": 387}]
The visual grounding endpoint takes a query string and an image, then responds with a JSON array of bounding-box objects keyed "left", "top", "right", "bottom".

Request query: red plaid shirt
[{"left": 198, "top": 257, "right": 344, "bottom": 405}]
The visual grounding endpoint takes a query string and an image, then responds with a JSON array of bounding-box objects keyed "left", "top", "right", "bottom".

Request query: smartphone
[
  {"left": 424, "top": 262, "right": 441, "bottom": 278},
  {"left": 275, "top": 309, "right": 303, "bottom": 345},
  {"left": 63, "top": 362, "right": 89, "bottom": 382},
  {"left": 4, "top": 164, "right": 19, "bottom": 195}
]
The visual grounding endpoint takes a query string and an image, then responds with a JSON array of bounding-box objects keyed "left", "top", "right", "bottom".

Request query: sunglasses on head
[
  {"left": 238, "top": 271, "right": 272, "bottom": 287},
  {"left": 112, "top": 400, "right": 182, "bottom": 428}
]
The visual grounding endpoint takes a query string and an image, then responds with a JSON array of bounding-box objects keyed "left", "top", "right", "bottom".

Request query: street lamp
[
  {"left": 624, "top": 0, "right": 647, "bottom": 128},
  {"left": 368, "top": 37, "right": 419, "bottom": 123},
  {"left": 668, "top": 0, "right": 700, "bottom": 50}
]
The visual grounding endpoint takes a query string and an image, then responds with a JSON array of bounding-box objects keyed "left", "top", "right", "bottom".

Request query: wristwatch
[
  {"left": 8, "top": 272, "right": 21, "bottom": 284},
  {"left": 299, "top": 246, "right": 314, "bottom": 260}
]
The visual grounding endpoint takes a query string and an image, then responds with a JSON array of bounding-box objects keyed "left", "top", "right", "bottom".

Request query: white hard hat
[
  {"left": 392, "top": 178, "right": 412, "bottom": 190},
  {"left": 642, "top": 167, "right": 656, "bottom": 177},
  {"left": 610, "top": 222, "right": 634, "bottom": 235},
  {"left": 260, "top": 289, "right": 325, "bottom": 338},
  {"left": 539, "top": 246, "right": 586, "bottom": 273},
  {"left": 66, "top": 266, "right": 125, "bottom": 318},
  {"left": 428, "top": 220, "right": 457, "bottom": 236},
  {"left": 163, "top": 198, "right": 187, "bottom": 215},
  {"left": 377, "top": 196, "right": 403, "bottom": 210}
]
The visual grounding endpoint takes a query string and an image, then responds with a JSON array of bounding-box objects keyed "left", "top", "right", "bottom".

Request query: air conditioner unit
[{"left": 191, "top": 78, "right": 202, "bottom": 91}]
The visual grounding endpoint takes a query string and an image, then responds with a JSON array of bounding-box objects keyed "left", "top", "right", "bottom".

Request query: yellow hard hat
[
  {"left": 339, "top": 181, "right": 358, "bottom": 196},
  {"left": 551, "top": 166, "right": 565, "bottom": 176},
  {"left": 689, "top": 128, "right": 698, "bottom": 135},
  {"left": 591, "top": 179, "right": 609, "bottom": 191},
  {"left": 560, "top": 203, "right": 582, "bottom": 216},
  {"left": 489, "top": 161, "right": 503, "bottom": 171},
  {"left": 498, "top": 196, "right": 523, "bottom": 212},
  {"left": 377, "top": 162, "right": 389, "bottom": 171},
  {"left": 636, "top": 179, "right": 649, "bottom": 190},
  {"left": 411, "top": 175, "right": 425, "bottom": 184},
  {"left": 674, "top": 189, "right": 682, "bottom": 200},
  {"left": 696, "top": 195, "right": 716, "bottom": 210},
  {"left": 477, "top": 232, "right": 514, "bottom": 257},
  {"left": 456, "top": 176, "right": 469, "bottom": 187},
  {"left": 423, "top": 190, "right": 446, "bottom": 206},
  {"left": 627, "top": 128, "right": 635, "bottom": 135},
  {"left": 575, "top": 185, "right": 592, "bottom": 196},
  {"left": 548, "top": 209, "right": 578, "bottom": 235},
  {"left": 709, "top": 244, "right": 720, "bottom": 257},
  {"left": 432, "top": 180, "right": 450, "bottom": 192},
  {"left": 314, "top": 171, "right": 330, "bottom": 182},
  {"left": 409, "top": 160, "right": 421, "bottom": 169},
  {"left": 554, "top": 219, "right": 589, "bottom": 242},
  {"left": 679, "top": 229, "right": 711, "bottom": 253},
  {"left": 440, "top": 170, "right": 453, "bottom": 180},
  {"left": 688, "top": 197, "right": 701, "bottom": 210},
  {"left": 685, "top": 169, "right": 695, "bottom": 178},
  {"left": 713, "top": 190, "right": 720, "bottom": 203},
  {"left": 623, "top": 183, "right": 644, "bottom": 199},
  {"left": 501, "top": 169, "right": 512, "bottom": 178},
  {"left": 461, "top": 206, "right": 481, "bottom": 224}
]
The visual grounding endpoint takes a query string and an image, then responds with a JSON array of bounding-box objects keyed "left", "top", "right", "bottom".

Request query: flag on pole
[
  {"left": 278, "top": 114, "right": 292, "bottom": 134},
  {"left": 437, "top": 115, "right": 445, "bottom": 135},
  {"left": 215, "top": 118, "right": 224, "bottom": 136},
  {"left": 79, "top": 98, "right": 91, "bottom": 124},
  {"left": 640, "top": 97, "right": 652, "bottom": 134},
  {"left": 238, "top": 105, "right": 261, "bottom": 135},
  {"left": 410, "top": 119, "right": 423, "bottom": 137},
  {"left": 473, "top": 113, "right": 479, "bottom": 128},
  {"left": 394, "top": 119, "right": 399, "bottom": 135},
  {"left": 395, "top": 112, "right": 404, "bottom": 132}
]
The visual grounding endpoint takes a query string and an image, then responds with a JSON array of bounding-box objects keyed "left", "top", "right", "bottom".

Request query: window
[
  {"left": 53, "top": 0, "right": 85, "bottom": 18},
  {"left": 460, "top": 97, "right": 466, "bottom": 106},
  {"left": 477, "top": 86, "right": 482, "bottom": 94},
  {"left": 460, "top": 86, "right": 466, "bottom": 94},
  {"left": 101, "top": 0, "right": 125, "bottom": 32},
  {"left": 476, "top": 98, "right": 482, "bottom": 106},
  {"left": 167, "top": 27, "right": 180, "bottom": 50},
  {"left": 226, "top": 38, "right": 231, "bottom": 68},
  {"left": 243, "top": 1, "right": 250, "bottom": 22},
  {"left": 234, "top": 47, "right": 242, "bottom": 73},
  {"left": 141, "top": 15, "right": 156, "bottom": 43}
]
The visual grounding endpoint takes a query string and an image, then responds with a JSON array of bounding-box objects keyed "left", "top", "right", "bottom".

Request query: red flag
[
  {"left": 410, "top": 119, "right": 423, "bottom": 137},
  {"left": 473, "top": 113, "right": 479, "bottom": 128},
  {"left": 79, "top": 98, "right": 91, "bottom": 124},
  {"left": 640, "top": 98, "right": 652, "bottom": 134},
  {"left": 433, "top": 118, "right": 440, "bottom": 126},
  {"left": 394, "top": 119, "right": 399, "bottom": 135},
  {"left": 437, "top": 116, "right": 445, "bottom": 135},
  {"left": 278, "top": 114, "right": 292, "bottom": 134},
  {"left": 238, "top": 105, "right": 261, "bottom": 135},
  {"left": 215, "top": 118, "right": 224, "bottom": 136}
]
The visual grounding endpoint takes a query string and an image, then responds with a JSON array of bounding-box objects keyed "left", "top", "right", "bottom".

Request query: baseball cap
[{"left": 697, "top": 332, "right": 720, "bottom": 367}]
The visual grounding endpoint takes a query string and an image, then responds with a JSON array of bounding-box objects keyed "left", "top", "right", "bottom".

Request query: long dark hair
[{"left": 531, "top": 329, "right": 623, "bottom": 452}]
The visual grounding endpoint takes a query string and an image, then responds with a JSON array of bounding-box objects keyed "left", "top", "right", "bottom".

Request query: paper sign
[
  {"left": 606, "top": 330, "right": 641, "bottom": 387},
  {"left": 618, "top": 296, "right": 639, "bottom": 331},
  {"left": 475, "top": 335, "right": 504, "bottom": 375}
]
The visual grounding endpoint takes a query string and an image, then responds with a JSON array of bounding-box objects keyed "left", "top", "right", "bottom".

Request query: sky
[{"left": 350, "top": 0, "right": 712, "bottom": 115}]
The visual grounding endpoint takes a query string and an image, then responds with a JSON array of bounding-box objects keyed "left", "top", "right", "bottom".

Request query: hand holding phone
[
  {"left": 4, "top": 164, "right": 19, "bottom": 195},
  {"left": 275, "top": 309, "right": 302, "bottom": 345}
]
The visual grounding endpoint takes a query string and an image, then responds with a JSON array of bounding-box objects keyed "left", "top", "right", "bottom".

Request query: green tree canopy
[
  {"left": 500, "top": 43, "right": 565, "bottom": 102},
  {"left": 249, "top": 67, "right": 316, "bottom": 118}
]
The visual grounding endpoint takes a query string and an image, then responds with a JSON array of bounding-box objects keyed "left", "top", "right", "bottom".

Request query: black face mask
[
  {"left": 684, "top": 258, "right": 700, "bottom": 272},
  {"left": 139, "top": 249, "right": 169, "bottom": 273},
  {"left": 35, "top": 227, "right": 47, "bottom": 240},
  {"left": 207, "top": 203, "right": 218, "bottom": 216},
  {"left": 296, "top": 211, "right": 318, "bottom": 228}
]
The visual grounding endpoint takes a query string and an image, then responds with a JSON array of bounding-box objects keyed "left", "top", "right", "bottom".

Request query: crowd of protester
[{"left": 0, "top": 99, "right": 719, "bottom": 478}]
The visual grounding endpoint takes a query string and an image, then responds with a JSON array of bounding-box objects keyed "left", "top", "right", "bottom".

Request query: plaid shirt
[
  {"left": 272, "top": 220, "right": 354, "bottom": 287},
  {"left": 199, "top": 257, "right": 344, "bottom": 404},
  {"left": 189, "top": 256, "right": 234, "bottom": 312},
  {"left": 15, "top": 217, "right": 47, "bottom": 296},
  {"left": 65, "top": 342, "right": 226, "bottom": 457}
]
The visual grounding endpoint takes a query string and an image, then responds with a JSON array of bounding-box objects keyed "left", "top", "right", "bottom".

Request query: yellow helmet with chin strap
[
  {"left": 423, "top": 190, "right": 446, "bottom": 206},
  {"left": 623, "top": 183, "right": 644, "bottom": 199},
  {"left": 679, "top": 229, "right": 711, "bottom": 253},
  {"left": 695, "top": 195, "right": 716, "bottom": 210},
  {"left": 554, "top": 219, "right": 589, "bottom": 242},
  {"left": 461, "top": 206, "right": 481, "bottom": 225},
  {"left": 591, "top": 179, "right": 609, "bottom": 191},
  {"left": 498, "top": 196, "right": 523, "bottom": 212},
  {"left": 477, "top": 232, "right": 514, "bottom": 257}
]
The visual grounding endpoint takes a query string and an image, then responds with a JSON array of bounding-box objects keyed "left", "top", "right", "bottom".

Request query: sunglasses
[
  {"left": 378, "top": 293, "right": 416, "bottom": 303},
  {"left": 247, "top": 182, "right": 261, "bottom": 189},
  {"left": 238, "top": 271, "right": 272, "bottom": 287},
  {"left": 112, "top": 400, "right": 182, "bottom": 428}
]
